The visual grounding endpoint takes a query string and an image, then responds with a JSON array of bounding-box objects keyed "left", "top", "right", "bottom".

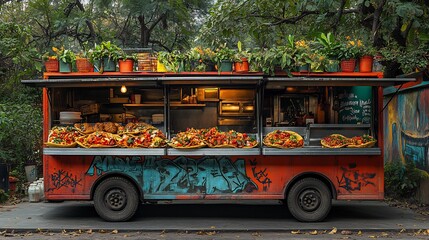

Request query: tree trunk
[{"left": 138, "top": 15, "right": 150, "bottom": 48}]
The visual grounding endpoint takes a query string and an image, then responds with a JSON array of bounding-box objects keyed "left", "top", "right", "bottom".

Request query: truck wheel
[
  {"left": 287, "top": 178, "right": 331, "bottom": 222},
  {"left": 94, "top": 177, "right": 139, "bottom": 222}
]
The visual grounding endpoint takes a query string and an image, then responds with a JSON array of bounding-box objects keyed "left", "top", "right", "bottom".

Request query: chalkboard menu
[{"left": 337, "top": 86, "right": 372, "bottom": 124}]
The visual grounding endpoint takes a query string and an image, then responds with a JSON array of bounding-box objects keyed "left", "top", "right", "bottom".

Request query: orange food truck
[{"left": 22, "top": 71, "right": 413, "bottom": 222}]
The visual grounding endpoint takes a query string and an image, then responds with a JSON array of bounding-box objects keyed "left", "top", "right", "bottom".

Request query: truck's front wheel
[
  {"left": 287, "top": 178, "right": 331, "bottom": 222},
  {"left": 94, "top": 177, "right": 139, "bottom": 221}
]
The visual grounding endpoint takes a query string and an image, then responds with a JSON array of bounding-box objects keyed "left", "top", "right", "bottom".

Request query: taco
[
  {"left": 76, "top": 131, "right": 117, "bottom": 148},
  {"left": 117, "top": 122, "right": 156, "bottom": 135},
  {"left": 168, "top": 128, "right": 206, "bottom": 149},
  {"left": 45, "top": 126, "right": 80, "bottom": 148},
  {"left": 320, "top": 134, "right": 349, "bottom": 148},
  {"left": 116, "top": 129, "right": 166, "bottom": 148},
  {"left": 203, "top": 127, "right": 258, "bottom": 148},
  {"left": 263, "top": 130, "right": 304, "bottom": 149},
  {"left": 74, "top": 123, "right": 95, "bottom": 134},
  {"left": 347, "top": 135, "right": 377, "bottom": 148}
]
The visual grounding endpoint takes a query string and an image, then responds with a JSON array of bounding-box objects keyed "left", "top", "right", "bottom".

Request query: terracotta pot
[
  {"left": 341, "top": 59, "right": 356, "bottom": 72},
  {"left": 44, "top": 59, "right": 59, "bottom": 72},
  {"left": 359, "top": 55, "right": 373, "bottom": 73},
  {"left": 76, "top": 58, "right": 94, "bottom": 72},
  {"left": 234, "top": 58, "right": 249, "bottom": 72},
  {"left": 118, "top": 59, "right": 134, "bottom": 72}
]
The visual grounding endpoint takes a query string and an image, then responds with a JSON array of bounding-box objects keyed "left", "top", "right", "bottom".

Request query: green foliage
[
  {"left": 0, "top": 189, "right": 9, "bottom": 203},
  {"left": 52, "top": 47, "right": 76, "bottom": 64},
  {"left": 157, "top": 50, "right": 187, "bottom": 72},
  {"left": 338, "top": 38, "right": 360, "bottom": 60},
  {"left": 317, "top": 33, "right": 342, "bottom": 60},
  {"left": 87, "top": 41, "right": 122, "bottom": 63},
  {"left": 0, "top": 103, "right": 43, "bottom": 167},
  {"left": 214, "top": 44, "right": 235, "bottom": 62},
  {"left": 385, "top": 161, "right": 429, "bottom": 198}
]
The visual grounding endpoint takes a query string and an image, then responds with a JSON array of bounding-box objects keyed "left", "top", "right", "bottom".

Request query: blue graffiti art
[
  {"left": 86, "top": 155, "right": 257, "bottom": 194},
  {"left": 143, "top": 156, "right": 257, "bottom": 194}
]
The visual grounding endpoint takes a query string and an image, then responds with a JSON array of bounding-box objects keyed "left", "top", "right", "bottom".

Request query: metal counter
[
  {"left": 44, "top": 146, "right": 380, "bottom": 156},
  {"left": 262, "top": 147, "right": 381, "bottom": 156},
  {"left": 43, "top": 148, "right": 166, "bottom": 156},
  {"left": 167, "top": 148, "right": 261, "bottom": 156}
]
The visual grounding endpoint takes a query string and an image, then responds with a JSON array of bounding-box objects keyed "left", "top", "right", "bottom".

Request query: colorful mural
[
  {"left": 384, "top": 85, "right": 429, "bottom": 172},
  {"left": 86, "top": 156, "right": 258, "bottom": 195}
]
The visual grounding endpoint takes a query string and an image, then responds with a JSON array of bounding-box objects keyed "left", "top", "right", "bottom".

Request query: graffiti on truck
[
  {"left": 250, "top": 159, "right": 272, "bottom": 191},
  {"left": 86, "top": 156, "right": 258, "bottom": 194},
  {"left": 337, "top": 164, "right": 376, "bottom": 193},
  {"left": 143, "top": 156, "right": 257, "bottom": 194},
  {"left": 384, "top": 87, "right": 429, "bottom": 172},
  {"left": 86, "top": 156, "right": 143, "bottom": 177},
  {"left": 48, "top": 169, "right": 82, "bottom": 192}
]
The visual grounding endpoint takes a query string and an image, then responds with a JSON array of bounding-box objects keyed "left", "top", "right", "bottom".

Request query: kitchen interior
[{"left": 49, "top": 85, "right": 356, "bottom": 134}]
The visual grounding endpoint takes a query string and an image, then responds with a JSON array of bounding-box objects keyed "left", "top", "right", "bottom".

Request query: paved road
[{"left": 0, "top": 200, "right": 428, "bottom": 232}]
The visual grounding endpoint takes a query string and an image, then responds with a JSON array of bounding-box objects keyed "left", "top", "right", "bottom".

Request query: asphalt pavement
[{"left": 0, "top": 200, "right": 428, "bottom": 232}]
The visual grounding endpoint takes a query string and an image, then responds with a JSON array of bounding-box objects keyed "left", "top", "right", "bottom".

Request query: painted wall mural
[
  {"left": 86, "top": 155, "right": 258, "bottom": 195},
  {"left": 384, "top": 86, "right": 429, "bottom": 172}
]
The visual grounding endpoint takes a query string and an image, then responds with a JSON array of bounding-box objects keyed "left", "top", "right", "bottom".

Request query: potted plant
[
  {"left": 292, "top": 38, "right": 312, "bottom": 72},
  {"left": 187, "top": 47, "right": 206, "bottom": 72},
  {"left": 75, "top": 43, "right": 94, "bottom": 73},
  {"left": 233, "top": 41, "right": 249, "bottom": 73},
  {"left": 202, "top": 48, "right": 216, "bottom": 71},
  {"left": 356, "top": 41, "right": 376, "bottom": 73},
  {"left": 214, "top": 44, "right": 235, "bottom": 72},
  {"left": 338, "top": 37, "right": 359, "bottom": 72},
  {"left": 157, "top": 50, "right": 187, "bottom": 73},
  {"left": 118, "top": 52, "right": 137, "bottom": 73},
  {"left": 262, "top": 45, "right": 294, "bottom": 76},
  {"left": 247, "top": 49, "right": 264, "bottom": 72},
  {"left": 309, "top": 51, "right": 327, "bottom": 72},
  {"left": 156, "top": 51, "right": 169, "bottom": 72},
  {"left": 88, "top": 41, "right": 122, "bottom": 73},
  {"left": 52, "top": 47, "right": 76, "bottom": 73},
  {"left": 317, "top": 32, "right": 341, "bottom": 72},
  {"left": 42, "top": 51, "right": 59, "bottom": 72}
]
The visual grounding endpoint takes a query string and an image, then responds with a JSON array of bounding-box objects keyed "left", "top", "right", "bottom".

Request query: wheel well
[
  {"left": 90, "top": 172, "right": 144, "bottom": 202},
  {"left": 285, "top": 173, "right": 337, "bottom": 200}
]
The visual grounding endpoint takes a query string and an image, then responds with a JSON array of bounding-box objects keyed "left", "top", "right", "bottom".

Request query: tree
[
  {"left": 200, "top": 0, "right": 429, "bottom": 49},
  {"left": 92, "top": 0, "right": 211, "bottom": 50}
]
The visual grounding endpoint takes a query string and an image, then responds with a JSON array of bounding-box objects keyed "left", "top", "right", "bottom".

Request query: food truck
[{"left": 22, "top": 71, "right": 413, "bottom": 222}]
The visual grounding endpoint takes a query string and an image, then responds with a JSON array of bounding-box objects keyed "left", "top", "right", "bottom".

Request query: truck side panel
[{"left": 44, "top": 155, "right": 383, "bottom": 201}]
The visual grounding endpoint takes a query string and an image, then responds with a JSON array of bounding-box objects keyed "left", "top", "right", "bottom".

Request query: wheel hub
[
  {"left": 298, "top": 189, "right": 321, "bottom": 212},
  {"left": 105, "top": 189, "right": 127, "bottom": 211}
]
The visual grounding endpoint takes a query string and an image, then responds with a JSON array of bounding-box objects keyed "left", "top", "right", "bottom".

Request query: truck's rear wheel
[
  {"left": 287, "top": 178, "right": 331, "bottom": 222},
  {"left": 94, "top": 177, "right": 139, "bottom": 222}
]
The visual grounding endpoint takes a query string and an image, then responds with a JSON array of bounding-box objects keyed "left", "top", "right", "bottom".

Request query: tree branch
[
  {"left": 149, "top": 13, "right": 167, "bottom": 32},
  {"left": 332, "top": 0, "right": 347, "bottom": 33},
  {"left": 371, "top": 0, "right": 387, "bottom": 45},
  {"left": 148, "top": 40, "right": 171, "bottom": 52}
]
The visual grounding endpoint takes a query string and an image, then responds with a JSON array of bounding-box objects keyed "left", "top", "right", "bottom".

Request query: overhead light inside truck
[{"left": 120, "top": 85, "right": 127, "bottom": 93}]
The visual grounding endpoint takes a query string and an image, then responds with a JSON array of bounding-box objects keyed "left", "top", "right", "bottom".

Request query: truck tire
[
  {"left": 287, "top": 178, "right": 331, "bottom": 222},
  {"left": 94, "top": 177, "right": 139, "bottom": 222}
]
